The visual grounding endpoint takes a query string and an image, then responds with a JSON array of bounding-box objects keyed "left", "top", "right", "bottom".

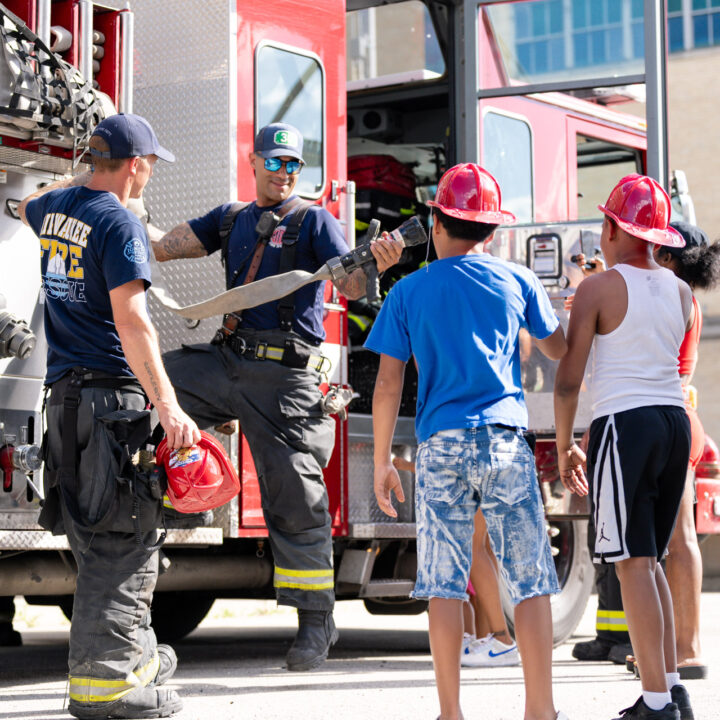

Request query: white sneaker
[
  {"left": 556, "top": 712, "right": 570, "bottom": 720},
  {"left": 460, "top": 634, "right": 520, "bottom": 667},
  {"left": 461, "top": 632, "right": 476, "bottom": 654}
]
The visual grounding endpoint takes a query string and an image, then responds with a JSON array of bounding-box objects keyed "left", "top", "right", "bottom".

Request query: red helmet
[
  {"left": 598, "top": 174, "right": 684, "bottom": 248},
  {"left": 427, "top": 163, "right": 516, "bottom": 224},
  {"left": 156, "top": 431, "right": 240, "bottom": 513}
]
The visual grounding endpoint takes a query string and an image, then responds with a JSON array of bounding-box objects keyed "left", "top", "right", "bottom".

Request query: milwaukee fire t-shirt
[{"left": 25, "top": 186, "right": 151, "bottom": 384}]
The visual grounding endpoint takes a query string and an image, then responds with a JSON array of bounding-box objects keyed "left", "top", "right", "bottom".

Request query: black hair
[
  {"left": 432, "top": 208, "right": 498, "bottom": 243},
  {"left": 659, "top": 242, "right": 720, "bottom": 290}
]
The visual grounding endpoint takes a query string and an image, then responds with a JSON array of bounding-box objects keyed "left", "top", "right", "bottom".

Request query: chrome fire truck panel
[
  {"left": 129, "top": 0, "right": 234, "bottom": 353},
  {"left": 490, "top": 221, "right": 600, "bottom": 436}
]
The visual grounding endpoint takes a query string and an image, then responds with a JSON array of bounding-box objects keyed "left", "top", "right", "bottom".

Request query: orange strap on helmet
[
  {"left": 156, "top": 430, "right": 240, "bottom": 514},
  {"left": 427, "top": 163, "right": 516, "bottom": 225},
  {"left": 598, "top": 174, "right": 684, "bottom": 248}
]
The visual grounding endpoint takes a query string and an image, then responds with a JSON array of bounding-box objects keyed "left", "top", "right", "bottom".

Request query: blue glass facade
[{"left": 511, "top": 0, "right": 720, "bottom": 79}]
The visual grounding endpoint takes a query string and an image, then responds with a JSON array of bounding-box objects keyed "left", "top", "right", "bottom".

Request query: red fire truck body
[{"left": 1, "top": 0, "right": 718, "bottom": 643}]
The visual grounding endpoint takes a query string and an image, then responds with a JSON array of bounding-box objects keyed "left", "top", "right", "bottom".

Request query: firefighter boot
[
  {"left": 285, "top": 609, "right": 339, "bottom": 671},
  {"left": 153, "top": 644, "right": 177, "bottom": 686},
  {"left": 69, "top": 686, "right": 182, "bottom": 719}
]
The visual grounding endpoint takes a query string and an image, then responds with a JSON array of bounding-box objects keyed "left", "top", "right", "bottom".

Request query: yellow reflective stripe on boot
[
  {"left": 69, "top": 651, "right": 159, "bottom": 703},
  {"left": 274, "top": 566, "right": 334, "bottom": 590},
  {"left": 596, "top": 609, "right": 628, "bottom": 632}
]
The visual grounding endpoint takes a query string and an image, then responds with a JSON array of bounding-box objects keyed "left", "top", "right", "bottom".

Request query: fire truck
[{"left": 2, "top": 0, "right": 719, "bottom": 645}]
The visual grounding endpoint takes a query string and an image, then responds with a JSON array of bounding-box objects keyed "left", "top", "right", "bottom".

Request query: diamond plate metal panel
[
  {"left": 0, "top": 527, "right": 224, "bottom": 550},
  {"left": 127, "top": 1, "right": 233, "bottom": 350},
  {"left": 0, "top": 530, "right": 69, "bottom": 550},
  {"left": 349, "top": 523, "right": 417, "bottom": 539},
  {"left": 348, "top": 438, "right": 415, "bottom": 524}
]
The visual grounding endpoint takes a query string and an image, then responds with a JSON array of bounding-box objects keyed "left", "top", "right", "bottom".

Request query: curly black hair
[{"left": 668, "top": 242, "right": 720, "bottom": 290}]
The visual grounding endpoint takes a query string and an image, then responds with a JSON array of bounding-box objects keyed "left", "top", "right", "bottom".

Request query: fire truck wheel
[
  {"left": 58, "top": 591, "right": 217, "bottom": 643},
  {"left": 363, "top": 598, "right": 428, "bottom": 615},
  {"left": 500, "top": 519, "right": 593, "bottom": 647},
  {"left": 150, "top": 592, "right": 217, "bottom": 642}
]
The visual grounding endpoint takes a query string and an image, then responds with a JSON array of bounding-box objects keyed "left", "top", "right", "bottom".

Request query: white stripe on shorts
[{"left": 592, "top": 414, "right": 629, "bottom": 563}]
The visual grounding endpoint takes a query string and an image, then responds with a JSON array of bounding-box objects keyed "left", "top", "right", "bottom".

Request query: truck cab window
[
  {"left": 346, "top": 0, "right": 445, "bottom": 89},
  {"left": 576, "top": 135, "right": 642, "bottom": 219},
  {"left": 482, "top": 111, "right": 534, "bottom": 223},
  {"left": 255, "top": 43, "right": 325, "bottom": 197}
]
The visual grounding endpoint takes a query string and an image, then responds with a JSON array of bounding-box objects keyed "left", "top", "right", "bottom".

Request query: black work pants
[
  {"left": 164, "top": 332, "right": 336, "bottom": 611},
  {"left": 45, "top": 386, "right": 162, "bottom": 703}
]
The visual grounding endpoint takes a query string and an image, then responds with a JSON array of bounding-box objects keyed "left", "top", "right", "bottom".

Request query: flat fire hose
[
  {"left": 139, "top": 210, "right": 428, "bottom": 320},
  {"left": 148, "top": 259, "right": 331, "bottom": 320}
]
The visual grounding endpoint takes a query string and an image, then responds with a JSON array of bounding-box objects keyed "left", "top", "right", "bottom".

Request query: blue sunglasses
[{"left": 264, "top": 157, "right": 303, "bottom": 175}]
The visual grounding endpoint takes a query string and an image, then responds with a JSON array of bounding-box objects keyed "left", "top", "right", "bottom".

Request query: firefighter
[
  {"left": 17, "top": 113, "right": 200, "bottom": 720},
  {"left": 148, "top": 122, "right": 404, "bottom": 671}
]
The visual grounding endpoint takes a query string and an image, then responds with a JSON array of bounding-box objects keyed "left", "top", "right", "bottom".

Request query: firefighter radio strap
[{"left": 215, "top": 197, "right": 312, "bottom": 339}]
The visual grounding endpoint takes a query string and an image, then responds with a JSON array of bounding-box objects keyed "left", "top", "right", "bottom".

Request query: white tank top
[{"left": 590, "top": 263, "right": 685, "bottom": 419}]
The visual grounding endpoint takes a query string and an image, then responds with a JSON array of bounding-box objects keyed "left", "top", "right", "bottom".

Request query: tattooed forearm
[
  {"left": 151, "top": 222, "right": 208, "bottom": 262},
  {"left": 334, "top": 268, "right": 368, "bottom": 300},
  {"left": 143, "top": 360, "right": 163, "bottom": 405}
]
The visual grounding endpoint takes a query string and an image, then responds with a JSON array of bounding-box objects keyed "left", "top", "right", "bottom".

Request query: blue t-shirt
[
  {"left": 364, "top": 253, "right": 559, "bottom": 443},
  {"left": 25, "top": 186, "right": 152, "bottom": 384},
  {"left": 188, "top": 196, "right": 348, "bottom": 345}
]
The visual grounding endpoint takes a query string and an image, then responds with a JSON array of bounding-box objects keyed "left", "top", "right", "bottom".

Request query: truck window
[
  {"left": 576, "top": 134, "right": 642, "bottom": 219},
  {"left": 255, "top": 43, "right": 325, "bottom": 197},
  {"left": 482, "top": 111, "right": 533, "bottom": 223},
  {"left": 346, "top": 0, "right": 445, "bottom": 89}
]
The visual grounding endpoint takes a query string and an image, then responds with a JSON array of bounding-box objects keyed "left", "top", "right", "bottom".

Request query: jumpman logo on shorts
[{"left": 598, "top": 523, "right": 611, "bottom": 543}]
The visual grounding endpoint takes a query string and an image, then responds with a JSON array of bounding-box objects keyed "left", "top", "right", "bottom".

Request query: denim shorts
[{"left": 412, "top": 425, "right": 559, "bottom": 606}]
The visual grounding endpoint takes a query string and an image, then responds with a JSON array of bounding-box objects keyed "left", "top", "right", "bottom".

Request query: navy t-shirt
[
  {"left": 188, "top": 196, "right": 348, "bottom": 345},
  {"left": 25, "top": 186, "right": 152, "bottom": 384}
]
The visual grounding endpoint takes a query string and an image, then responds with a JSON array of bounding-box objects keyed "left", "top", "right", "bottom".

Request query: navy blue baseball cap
[
  {"left": 667, "top": 220, "right": 709, "bottom": 257},
  {"left": 253, "top": 123, "right": 304, "bottom": 162},
  {"left": 90, "top": 113, "right": 175, "bottom": 162}
]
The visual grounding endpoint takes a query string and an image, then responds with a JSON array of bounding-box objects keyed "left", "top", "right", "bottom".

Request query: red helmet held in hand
[
  {"left": 598, "top": 174, "right": 684, "bottom": 248},
  {"left": 156, "top": 431, "right": 240, "bottom": 513},
  {"left": 427, "top": 163, "right": 516, "bottom": 225}
]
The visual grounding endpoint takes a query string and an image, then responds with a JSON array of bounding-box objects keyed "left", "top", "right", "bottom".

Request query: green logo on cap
[{"left": 273, "top": 130, "right": 297, "bottom": 147}]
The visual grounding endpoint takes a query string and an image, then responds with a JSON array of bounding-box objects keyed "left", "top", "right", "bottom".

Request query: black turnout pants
[{"left": 164, "top": 331, "right": 336, "bottom": 611}]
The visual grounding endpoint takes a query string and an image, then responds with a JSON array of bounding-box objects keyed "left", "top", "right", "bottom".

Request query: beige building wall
[
  {"left": 668, "top": 47, "right": 720, "bottom": 318},
  {"left": 668, "top": 47, "right": 720, "bottom": 245}
]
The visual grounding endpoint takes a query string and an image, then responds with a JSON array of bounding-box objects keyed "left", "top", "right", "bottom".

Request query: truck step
[{"left": 360, "top": 579, "right": 415, "bottom": 598}]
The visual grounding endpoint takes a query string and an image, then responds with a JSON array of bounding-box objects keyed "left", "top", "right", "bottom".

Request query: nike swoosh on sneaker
[{"left": 488, "top": 647, "right": 517, "bottom": 657}]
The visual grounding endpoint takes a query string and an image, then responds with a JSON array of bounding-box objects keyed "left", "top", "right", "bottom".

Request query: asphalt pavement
[{"left": 1, "top": 593, "right": 718, "bottom": 720}]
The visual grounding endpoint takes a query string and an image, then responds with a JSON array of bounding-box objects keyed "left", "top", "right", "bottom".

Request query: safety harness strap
[{"left": 277, "top": 203, "right": 313, "bottom": 332}]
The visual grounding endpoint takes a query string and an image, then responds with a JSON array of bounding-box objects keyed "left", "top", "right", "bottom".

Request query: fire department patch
[
  {"left": 269, "top": 225, "right": 286, "bottom": 249},
  {"left": 168, "top": 446, "right": 202, "bottom": 468}
]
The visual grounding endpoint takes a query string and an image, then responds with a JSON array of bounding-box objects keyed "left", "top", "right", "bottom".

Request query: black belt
[
  {"left": 492, "top": 423, "right": 519, "bottom": 433},
  {"left": 225, "top": 334, "right": 330, "bottom": 373}
]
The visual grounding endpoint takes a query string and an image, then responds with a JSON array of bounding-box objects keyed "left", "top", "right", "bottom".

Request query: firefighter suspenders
[{"left": 216, "top": 199, "right": 312, "bottom": 339}]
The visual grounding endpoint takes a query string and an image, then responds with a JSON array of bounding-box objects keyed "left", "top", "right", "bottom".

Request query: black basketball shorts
[{"left": 586, "top": 405, "right": 691, "bottom": 563}]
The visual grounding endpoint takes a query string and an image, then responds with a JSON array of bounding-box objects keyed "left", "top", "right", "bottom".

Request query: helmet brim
[
  {"left": 598, "top": 205, "right": 685, "bottom": 248},
  {"left": 428, "top": 200, "right": 516, "bottom": 225}
]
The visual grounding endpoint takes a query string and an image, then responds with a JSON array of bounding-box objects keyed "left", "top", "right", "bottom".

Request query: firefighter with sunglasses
[{"left": 149, "top": 123, "right": 403, "bottom": 671}]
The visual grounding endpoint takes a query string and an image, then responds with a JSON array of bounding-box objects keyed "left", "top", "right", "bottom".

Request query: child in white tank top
[{"left": 554, "top": 175, "right": 694, "bottom": 720}]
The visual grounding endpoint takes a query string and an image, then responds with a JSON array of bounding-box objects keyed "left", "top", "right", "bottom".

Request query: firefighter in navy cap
[
  {"left": 149, "top": 122, "right": 404, "bottom": 671},
  {"left": 18, "top": 113, "right": 199, "bottom": 719}
]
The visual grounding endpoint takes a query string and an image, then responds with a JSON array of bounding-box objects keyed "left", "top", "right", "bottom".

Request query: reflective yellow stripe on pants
[
  {"left": 69, "top": 650, "right": 159, "bottom": 703},
  {"left": 274, "top": 566, "right": 334, "bottom": 591},
  {"left": 596, "top": 609, "right": 628, "bottom": 632}
]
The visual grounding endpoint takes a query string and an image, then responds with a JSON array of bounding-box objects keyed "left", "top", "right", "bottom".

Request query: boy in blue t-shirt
[{"left": 366, "top": 164, "right": 568, "bottom": 720}]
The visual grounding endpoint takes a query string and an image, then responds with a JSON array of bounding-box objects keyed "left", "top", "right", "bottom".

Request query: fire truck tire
[
  {"left": 363, "top": 598, "right": 428, "bottom": 615},
  {"left": 58, "top": 591, "right": 217, "bottom": 643},
  {"left": 500, "top": 519, "right": 593, "bottom": 647}
]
